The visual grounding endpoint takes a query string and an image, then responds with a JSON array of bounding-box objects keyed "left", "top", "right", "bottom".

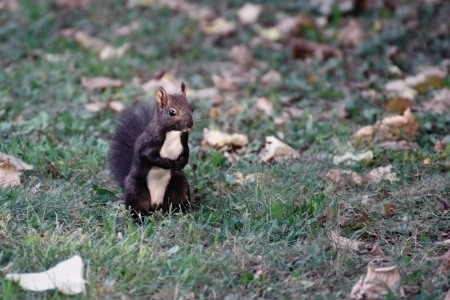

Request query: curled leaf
[
  {"left": 259, "top": 136, "right": 299, "bottom": 163},
  {"left": 326, "top": 169, "right": 364, "bottom": 186},
  {"left": 350, "top": 264, "right": 404, "bottom": 299},
  {"left": 333, "top": 150, "right": 373, "bottom": 165},
  {"left": 366, "top": 165, "right": 398, "bottom": 184},
  {"left": 81, "top": 76, "right": 123, "bottom": 90},
  {"left": 329, "top": 230, "right": 365, "bottom": 251},
  {"left": 202, "top": 129, "right": 249, "bottom": 149}
]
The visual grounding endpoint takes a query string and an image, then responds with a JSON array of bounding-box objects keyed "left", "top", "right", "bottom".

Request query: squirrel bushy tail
[{"left": 108, "top": 104, "right": 152, "bottom": 187}]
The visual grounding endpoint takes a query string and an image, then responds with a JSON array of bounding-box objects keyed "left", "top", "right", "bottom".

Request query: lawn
[{"left": 0, "top": 0, "right": 449, "bottom": 299}]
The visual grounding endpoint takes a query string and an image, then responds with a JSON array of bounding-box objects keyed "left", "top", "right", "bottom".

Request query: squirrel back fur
[{"left": 108, "top": 104, "right": 153, "bottom": 187}]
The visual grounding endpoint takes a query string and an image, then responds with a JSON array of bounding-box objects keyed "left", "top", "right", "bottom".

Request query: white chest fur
[{"left": 146, "top": 131, "right": 183, "bottom": 206}]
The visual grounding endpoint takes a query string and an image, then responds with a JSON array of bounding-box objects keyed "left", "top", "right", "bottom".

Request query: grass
[{"left": 1, "top": 0, "right": 449, "bottom": 299}]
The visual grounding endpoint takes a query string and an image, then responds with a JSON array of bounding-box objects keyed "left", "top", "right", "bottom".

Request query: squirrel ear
[
  {"left": 181, "top": 82, "right": 186, "bottom": 97},
  {"left": 156, "top": 87, "right": 168, "bottom": 109}
]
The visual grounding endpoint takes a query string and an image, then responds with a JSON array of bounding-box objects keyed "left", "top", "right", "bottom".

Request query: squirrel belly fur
[{"left": 108, "top": 83, "right": 193, "bottom": 218}]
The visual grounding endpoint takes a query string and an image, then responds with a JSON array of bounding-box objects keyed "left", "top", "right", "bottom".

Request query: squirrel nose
[{"left": 187, "top": 120, "right": 194, "bottom": 129}]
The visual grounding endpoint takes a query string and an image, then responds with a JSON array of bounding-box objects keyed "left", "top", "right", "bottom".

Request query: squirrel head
[{"left": 155, "top": 83, "right": 194, "bottom": 132}]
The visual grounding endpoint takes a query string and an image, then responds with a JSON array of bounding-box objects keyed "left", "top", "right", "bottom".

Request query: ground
[{"left": 0, "top": 0, "right": 449, "bottom": 299}]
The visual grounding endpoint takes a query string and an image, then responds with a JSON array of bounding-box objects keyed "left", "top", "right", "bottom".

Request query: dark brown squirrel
[{"left": 108, "top": 83, "right": 194, "bottom": 218}]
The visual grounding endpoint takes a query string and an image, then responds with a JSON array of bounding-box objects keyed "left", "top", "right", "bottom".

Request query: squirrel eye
[{"left": 169, "top": 109, "right": 177, "bottom": 116}]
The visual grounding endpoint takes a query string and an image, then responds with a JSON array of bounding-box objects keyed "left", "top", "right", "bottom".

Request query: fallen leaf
[
  {"left": 141, "top": 73, "right": 182, "bottom": 94},
  {"left": 326, "top": 169, "right": 364, "bottom": 186},
  {"left": 290, "top": 37, "right": 341, "bottom": 60},
  {"left": 368, "top": 243, "right": 386, "bottom": 257},
  {"left": 63, "top": 30, "right": 129, "bottom": 60},
  {"left": 0, "top": 161, "right": 21, "bottom": 188},
  {"left": 114, "top": 21, "right": 141, "bottom": 36},
  {"left": 435, "top": 249, "right": 450, "bottom": 275},
  {"left": 422, "top": 88, "right": 450, "bottom": 114},
  {"left": 329, "top": 230, "right": 365, "bottom": 251},
  {"left": 211, "top": 74, "right": 237, "bottom": 91},
  {"left": 81, "top": 76, "right": 123, "bottom": 90},
  {"left": 379, "top": 108, "right": 418, "bottom": 141},
  {"left": 338, "top": 19, "right": 365, "bottom": 47},
  {"left": 260, "top": 70, "right": 282, "bottom": 87},
  {"left": 259, "top": 136, "right": 299, "bottom": 163},
  {"left": 0, "top": 153, "right": 33, "bottom": 188},
  {"left": 202, "top": 17, "right": 236, "bottom": 36},
  {"left": 6, "top": 255, "right": 85, "bottom": 295},
  {"left": 230, "top": 45, "right": 257, "bottom": 69},
  {"left": 350, "top": 264, "right": 405, "bottom": 299},
  {"left": 434, "top": 141, "right": 447, "bottom": 154},
  {"left": 0, "top": 153, "right": 33, "bottom": 171},
  {"left": 406, "top": 67, "right": 446, "bottom": 92},
  {"left": 258, "top": 27, "right": 282, "bottom": 41},
  {"left": 353, "top": 125, "right": 376, "bottom": 145},
  {"left": 202, "top": 129, "right": 249, "bottom": 149},
  {"left": 436, "top": 196, "right": 450, "bottom": 211},
  {"left": 85, "top": 101, "right": 125, "bottom": 113},
  {"left": 333, "top": 150, "right": 373, "bottom": 165},
  {"left": 385, "top": 97, "right": 412, "bottom": 114},
  {"left": 383, "top": 203, "right": 397, "bottom": 218},
  {"left": 366, "top": 165, "right": 398, "bottom": 184},
  {"left": 384, "top": 80, "right": 418, "bottom": 100},
  {"left": 423, "top": 157, "right": 431, "bottom": 165},
  {"left": 256, "top": 97, "right": 274, "bottom": 115},
  {"left": 237, "top": 3, "right": 263, "bottom": 25}
]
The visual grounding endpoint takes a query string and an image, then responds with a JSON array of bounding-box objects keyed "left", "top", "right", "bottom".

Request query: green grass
[{"left": 1, "top": 0, "right": 449, "bottom": 299}]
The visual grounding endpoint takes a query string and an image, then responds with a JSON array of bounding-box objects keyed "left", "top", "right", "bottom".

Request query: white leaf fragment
[
  {"left": 329, "top": 230, "right": 365, "bottom": 251},
  {"left": 6, "top": 255, "right": 85, "bottom": 295}
]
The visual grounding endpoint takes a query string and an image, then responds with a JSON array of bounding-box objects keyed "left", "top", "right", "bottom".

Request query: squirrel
[{"left": 108, "top": 83, "right": 194, "bottom": 218}]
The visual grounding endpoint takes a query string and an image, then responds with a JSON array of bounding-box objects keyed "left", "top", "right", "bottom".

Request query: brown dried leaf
[
  {"left": 259, "top": 136, "right": 299, "bottom": 163},
  {"left": 237, "top": 3, "right": 263, "bottom": 25},
  {"left": 353, "top": 125, "right": 376, "bottom": 145},
  {"left": 202, "top": 129, "right": 249, "bottom": 149},
  {"left": 379, "top": 108, "right": 418, "bottom": 140},
  {"left": 81, "top": 76, "right": 123, "bottom": 90},
  {"left": 326, "top": 169, "right": 364, "bottom": 186},
  {"left": 0, "top": 153, "right": 33, "bottom": 171},
  {"left": 350, "top": 265, "right": 405, "bottom": 299},
  {"left": 329, "top": 230, "right": 365, "bottom": 251},
  {"left": 434, "top": 141, "right": 447, "bottom": 154},
  {"left": 383, "top": 203, "right": 397, "bottom": 218},
  {"left": 338, "top": 19, "right": 365, "bottom": 47},
  {"left": 368, "top": 243, "right": 386, "bottom": 257},
  {"left": 385, "top": 97, "right": 412, "bottom": 114},
  {"left": 0, "top": 161, "right": 21, "bottom": 188},
  {"left": 230, "top": 45, "right": 257, "bottom": 69},
  {"left": 256, "top": 97, "right": 274, "bottom": 115},
  {"left": 366, "top": 165, "right": 398, "bottom": 184},
  {"left": 290, "top": 37, "right": 341, "bottom": 60},
  {"left": 260, "top": 70, "right": 282, "bottom": 88}
]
